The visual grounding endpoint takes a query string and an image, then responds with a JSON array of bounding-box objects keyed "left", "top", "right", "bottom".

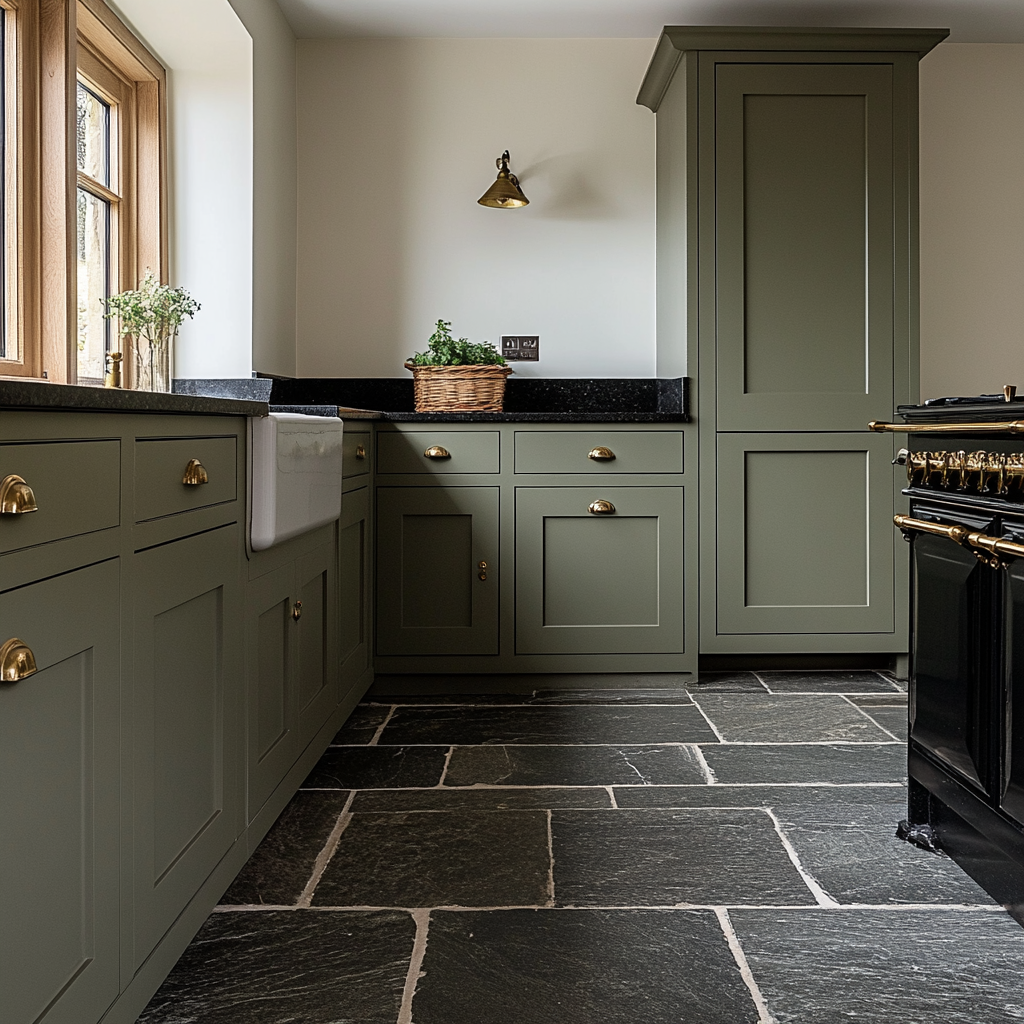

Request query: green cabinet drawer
[
  {"left": 0, "top": 439, "right": 120, "bottom": 554},
  {"left": 514, "top": 431, "right": 683, "bottom": 474},
  {"left": 134, "top": 435, "right": 237, "bottom": 522},
  {"left": 344, "top": 431, "right": 371, "bottom": 478},
  {"left": 377, "top": 430, "right": 500, "bottom": 474}
]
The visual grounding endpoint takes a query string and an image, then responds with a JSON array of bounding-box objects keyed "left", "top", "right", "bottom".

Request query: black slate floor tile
[
  {"left": 758, "top": 670, "right": 901, "bottom": 693},
  {"left": 367, "top": 688, "right": 695, "bottom": 706},
  {"left": 331, "top": 705, "right": 392, "bottom": 745},
  {"left": 551, "top": 808, "right": 815, "bottom": 906},
  {"left": 444, "top": 743, "right": 708, "bottom": 787},
  {"left": 528, "top": 688, "right": 694, "bottom": 705},
  {"left": 378, "top": 705, "right": 718, "bottom": 745},
  {"left": 776, "top": 800, "right": 994, "bottom": 905},
  {"left": 352, "top": 787, "right": 612, "bottom": 811},
  {"left": 413, "top": 909, "right": 759, "bottom": 1024},
  {"left": 613, "top": 783, "right": 906, "bottom": 808},
  {"left": 693, "top": 693, "right": 893, "bottom": 743},
  {"left": 687, "top": 671, "right": 767, "bottom": 692},
  {"left": 136, "top": 910, "right": 414, "bottom": 1024},
  {"left": 302, "top": 746, "right": 448, "bottom": 789},
  {"left": 730, "top": 908, "right": 1024, "bottom": 1023},
  {"left": 312, "top": 810, "right": 551, "bottom": 908},
  {"left": 220, "top": 792, "right": 350, "bottom": 906},
  {"left": 702, "top": 743, "right": 907, "bottom": 785},
  {"left": 847, "top": 695, "right": 909, "bottom": 741}
]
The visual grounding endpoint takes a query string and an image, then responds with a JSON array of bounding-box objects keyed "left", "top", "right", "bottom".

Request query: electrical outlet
[{"left": 501, "top": 336, "right": 539, "bottom": 362}]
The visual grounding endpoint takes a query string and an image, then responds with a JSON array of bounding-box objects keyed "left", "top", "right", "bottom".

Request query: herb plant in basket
[{"left": 405, "top": 320, "right": 513, "bottom": 412}]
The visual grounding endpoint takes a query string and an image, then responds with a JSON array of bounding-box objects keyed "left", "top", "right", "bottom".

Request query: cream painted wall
[
  {"left": 920, "top": 44, "right": 1024, "bottom": 401},
  {"left": 296, "top": 38, "right": 657, "bottom": 378}
]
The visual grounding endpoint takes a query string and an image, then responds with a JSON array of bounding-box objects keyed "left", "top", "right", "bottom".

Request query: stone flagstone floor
[{"left": 138, "top": 671, "right": 1024, "bottom": 1024}]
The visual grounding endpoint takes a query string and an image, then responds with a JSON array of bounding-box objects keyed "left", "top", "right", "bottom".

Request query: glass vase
[{"left": 133, "top": 337, "right": 171, "bottom": 392}]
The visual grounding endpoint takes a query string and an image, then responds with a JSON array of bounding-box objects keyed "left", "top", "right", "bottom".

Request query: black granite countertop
[{"left": 0, "top": 378, "right": 268, "bottom": 416}]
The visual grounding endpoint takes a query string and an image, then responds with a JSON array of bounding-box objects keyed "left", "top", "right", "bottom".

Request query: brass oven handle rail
[
  {"left": 870, "top": 420, "right": 1024, "bottom": 435},
  {"left": 894, "top": 514, "right": 1024, "bottom": 569}
]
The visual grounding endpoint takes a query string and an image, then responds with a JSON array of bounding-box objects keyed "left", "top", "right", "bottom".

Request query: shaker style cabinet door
[
  {"left": 131, "top": 524, "right": 243, "bottom": 970},
  {"left": 0, "top": 559, "right": 120, "bottom": 1024},
  {"left": 515, "top": 486, "right": 684, "bottom": 655},
  {"left": 295, "top": 538, "right": 339, "bottom": 750},
  {"left": 376, "top": 486, "right": 499, "bottom": 656},
  {"left": 339, "top": 486, "right": 371, "bottom": 696},
  {"left": 713, "top": 62, "right": 895, "bottom": 432}
]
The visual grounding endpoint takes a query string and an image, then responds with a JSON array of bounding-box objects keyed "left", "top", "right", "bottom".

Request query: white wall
[
  {"left": 919, "top": 44, "right": 1024, "bottom": 401},
  {"left": 296, "top": 38, "right": 657, "bottom": 378}
]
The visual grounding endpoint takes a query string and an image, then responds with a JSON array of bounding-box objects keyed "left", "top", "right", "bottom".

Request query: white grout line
[
  {"left": 368, "top": 706, "right": 398, "bottom": 746},
  {"left": 324, "top": 740, "right": 903, "bottom": 748},
  {"left": 693, "top": 745, "right": 719, "bottom": 785},
  {"left": 297, "top": 791, "right": 357, "bottom": 908},
  {"left": 763, "top": 807, "right": 839, "bottom": 909},
  {"left": 872, "top": 669, "right": 904, "bottom": 691},
  {"left": 436, "top": 746, "right": 454, "bottom": 788},
  {"left": 687, "top": 696, "right": 728, "bottom": 743},
  {"left": 750, "top": 672, "right": 774, "bottom": 694},
  {"left": 546, "top": 809, "right": 556, "bottom": 906},
  {"left": 300, "top": 781, "right": 905, "bottom": 793},
  {"left": 715, "top": 907, "right": 777, "bottom": 1024},
  {"left": 840, "top": 695, "right": 902, "bottom": 742},
  {"left": 605, "top": 786, "right": 619, "bottom": 808},
  {"left": 397, "top": 909, "right": 430, "bottom": 1024}
]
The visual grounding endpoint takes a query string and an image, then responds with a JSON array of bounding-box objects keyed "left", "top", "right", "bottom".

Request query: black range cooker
[{"left": 872, "top": 393, "right": 1024, "bottom": 922}]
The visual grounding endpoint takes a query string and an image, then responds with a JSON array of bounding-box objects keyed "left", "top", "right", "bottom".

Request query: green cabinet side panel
[
  {"left": 339, "top": 486, "right": 371, "bottom": 693},
  {"left": 715, "top": 433, "right": 895, "bottom": 635},
  {"left": 715, "top": 62, "right": 895, "bottom": 430},
  {"left": 131, "top": 524, "right": 242, "bottom": 970},
  {"left": 376, "top": 486, "right": 499, "bottom": 656},
  {"left": 0, "top": 559, "right": 120, "bottom": 1024},
  {"left": 0, "top": 438, "right": 120, "bottom": 554},
  {"left": 514, "top": 430, "right": 683, "bottom": 475},
  {"left": 515, "top": 486, "right": 684, "bottom": 655},
  {"left": 377, "top": 430, "right": 500, "bottom": 475}
]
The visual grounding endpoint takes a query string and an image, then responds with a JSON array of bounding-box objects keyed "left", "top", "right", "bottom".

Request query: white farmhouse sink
[{"left": 249, "top": 412, "right": 344, "bottom": 551}]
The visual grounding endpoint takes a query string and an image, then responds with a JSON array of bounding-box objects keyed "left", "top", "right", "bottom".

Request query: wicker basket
[{"left": 404, "top": 362, "right": 514, "bottom": 412}]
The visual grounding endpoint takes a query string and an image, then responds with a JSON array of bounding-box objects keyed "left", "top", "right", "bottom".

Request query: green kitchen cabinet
[
  {"left": 130, "top": 524, "right": 244, "bottom": 970},
  {"left": 376, "top": 485, "right": 500, "bottom": 656},
  {"left": 339, "top": 485, "right": 372, "bottom": 698},
  {"left": 0, "top": 559, "right": 120, "bottom": 1024},
  {"left": 515, "top": 486, "right": 684, "bottom": 655}
]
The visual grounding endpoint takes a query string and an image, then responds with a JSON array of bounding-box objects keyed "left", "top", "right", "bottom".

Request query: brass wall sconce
[{"left": 478, "top": 150, "right": 529, "bottom": 208}]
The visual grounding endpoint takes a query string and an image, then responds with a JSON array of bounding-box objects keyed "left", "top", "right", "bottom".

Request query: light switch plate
[{"left": 502, "top": 336, "right": 539, "bottom": 361}]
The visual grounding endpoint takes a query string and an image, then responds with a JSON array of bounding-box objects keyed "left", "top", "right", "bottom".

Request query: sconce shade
[{"left": 478, "top": 150, "right": 529, "bottom": 208}]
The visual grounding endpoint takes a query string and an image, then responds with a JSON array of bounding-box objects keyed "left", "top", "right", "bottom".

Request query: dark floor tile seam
[
  {"left": 698, "top": 740, "right": 904, "bottom": 747},
  {"left": 397, "top": 908, "right": 429, "bottom": 1024},
  {"left": 303, "top": 781, "right": 907, "bottom": 793},
  {"left": 368, "top": 706, "right": 398, "bottom": 745},
  {"left": 437, "top": 745, "right": 455, "bottom": 785},
  {"left": 206, "top": 901, "right": 1007, "bottom": 913},
  {"left": 545, "top": 809, "right": 556, "bottom": 906},
  {"left": 693, "top": 745, "right": 718, "bottom": 784},
  {"left": 714, "top": 907, "right": 775, "bottom": 1024},
  {"left": 362, "top": 701, "right": 697, "bottom": 709},
  {"left": 840, "top": 695, "right": 902, "bottom": 741},
  {"left": 762, "top": 807, "right": 839, "bottom": 909},
  {"left": 746, "top": 672, "right": 774, "bottom": 693},
  {"left": 686, "top": 696, "right": 728, "bottom": 742},
  {"left": 296, "top": 791, "right": 356, "bottom": 908}
]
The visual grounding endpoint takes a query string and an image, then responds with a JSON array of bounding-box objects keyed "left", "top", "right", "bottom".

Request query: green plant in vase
[{"left": 103, "top": 271, "right": 200, "bottom": 392}]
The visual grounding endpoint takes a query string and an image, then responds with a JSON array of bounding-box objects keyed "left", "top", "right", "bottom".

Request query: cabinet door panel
[
  {"left": 715, "top": 63, "right": 894, "bottom": 431},
  {"left": 339, "top": 487, "right": 370, "bottom": 693},
  {"left": 132, "top": 525, "right": 242, "bottom": 969},
  {"left": 296, "top": 540, "right": 339, "bottom": 748},
  {"left": 0, "top": 559, "right": 120, "bottom": 1024},
  {"left": 715, "top": 433, "right": 894, "bottom": 635},
  {"left": 515, "top": 487, "right": 684, "bottom": 655},
  {"left": 376, "top": 487, "right": 499, "bottom": 656}
]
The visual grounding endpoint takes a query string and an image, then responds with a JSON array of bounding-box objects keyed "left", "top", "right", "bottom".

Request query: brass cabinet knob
[
  {"left": 588, "top": 446, "right": 616, "bottom": 462},
  {"left": 0, "top": 474, "right": 39, "bottom": 514},
  {"left": 588, "top": 499, "right": 616, "bottom": 515},
  {"left": 182, "top": 459, "right": 209, "bottom": 486},
  {"left": 292, "top": 601, "right": 302, "bottom": 621},
  {"left": 424, "top": 445, "right": 451, "bottom": 460},
  {"left": 355, "top": 445, "right": 367, "bottom": 460},
  {"left": 478, "top": 559, "right": 488, "bottom": 581},
  {"left": 0, "top": 637, "right": 38, "bottom": 682}
]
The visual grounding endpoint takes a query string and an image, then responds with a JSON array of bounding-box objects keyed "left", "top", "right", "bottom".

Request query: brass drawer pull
[
  {"left": 588, "top": 446, "right": 616, "bottom": 462},
  {"left": 355, "top": 445, "right": 367, "bottom": 461},
  {"left": 588, "top": 499, "right": 615, "bottom": 515},
  {"left": 424, "top": 445, "right": 451, "bottom": 460},
  {"left": 182, "top": 459, "right": 209, "bottom": 486},
  {"left": 894, "top": 514, "right": 1024, "bottom": 569},
  {"left": 1, "top": 638, "right": 38, "bottom": 682},
  {"left": 0, "top": 474, "right": 39, "bottom": 514},
  {"left": 292, "top": 600, "right": 302, "bottom": 621}
]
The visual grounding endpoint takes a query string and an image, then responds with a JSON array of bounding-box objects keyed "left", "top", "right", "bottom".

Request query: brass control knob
[
  {"left": 292, "top": 601, "right": 302, "bottom": 621},
  {"left": 588, "top": 499, "right": 616, "bottom": 515},
  {"left": 0, "top": 474, "right": 39, "bottom": 514},
  {"left": 355, "top": 445, "right": 367, "bottom": 460},
  {"left": 424, "top": 446, "right": 451, "bottom": 460},
  {"left": 478, "top": 560, "right": 488, "bottom": 581},
  {"left": 588, "top": 446, "right": 616, "bottom": 462},
  {"left": 0, "top": 638, "right": 38, "bottom": 682},
  {"left": 182, "top": 459, "right": 209, "bottom": 486}
]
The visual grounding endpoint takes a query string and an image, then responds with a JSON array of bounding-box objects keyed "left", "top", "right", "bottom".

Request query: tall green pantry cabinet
[{"left": 638, "top": 27, "right": 947, "bottom": 655}]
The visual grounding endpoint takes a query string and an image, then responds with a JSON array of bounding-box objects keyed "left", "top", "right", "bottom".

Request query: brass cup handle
[
  {"left": 588, "top": 499, "right": 615, "bottom": 515},
  {"left": 1, "top": 637, "right": 39, "bottom": 682},
  {"left": 182, "top": 459, "right": 209, "bottom": 486},
  {"left": 0, "top": 474, "right": 39, "bottom": 514},
  {"left": 588, "top": 446, "right": 616, "bottom": 462},
  {"left": 355, "top": 445, "right": 367, "bottom": 460},
  {"left": 424, "top": 446, "right": 451, "bottom": 460},
  {"left": 292, "top": 601, "right": 302, "bottom": 621}
]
